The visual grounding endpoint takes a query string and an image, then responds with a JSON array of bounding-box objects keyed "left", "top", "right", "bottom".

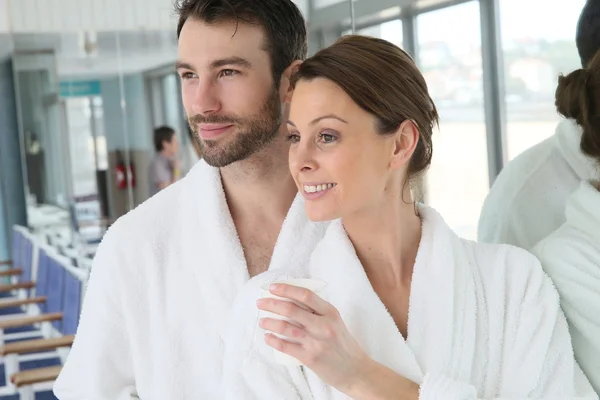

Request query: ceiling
[{"left": 0, "top": 0, "right": 465, "bottom": 78}]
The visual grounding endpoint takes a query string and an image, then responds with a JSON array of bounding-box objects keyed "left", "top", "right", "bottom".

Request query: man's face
[{"left": 177, "top": 18, "right": 282, "bottom": 167}]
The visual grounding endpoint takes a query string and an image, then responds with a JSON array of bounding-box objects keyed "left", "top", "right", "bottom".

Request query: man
[
  {"left": 478, "top": 0, "right": 600, "bottom": 250},
  {"left": 148, "top": 126, "right": 181, "bottom": 196},
  {"left": 53, "top": 1, "right": 326, "bottom": 398},
  {"left": 187, "top": 123, "right": 202, "bottom": 160}
]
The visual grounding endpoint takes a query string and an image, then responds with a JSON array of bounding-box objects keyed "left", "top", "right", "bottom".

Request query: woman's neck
[{"left": 342, "top": 189, "right": 422, "bottom": 288}]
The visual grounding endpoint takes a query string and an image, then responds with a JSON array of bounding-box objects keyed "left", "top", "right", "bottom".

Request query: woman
[
  {"left": 221, "top": 36, "right": 596, "bottom": 399},
  {"left": 532, "top": 49, "right": 600, "bottom": 394}
]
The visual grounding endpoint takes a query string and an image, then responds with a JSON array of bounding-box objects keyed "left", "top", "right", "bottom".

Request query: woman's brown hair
[
  {"left": 291, "top": 35, "right": 439, "bottom": 182},
  {"left": 556, "top": 49, "right": 600, "bottom": 161}
]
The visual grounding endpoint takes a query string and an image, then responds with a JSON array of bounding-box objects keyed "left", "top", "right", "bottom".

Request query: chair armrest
[
  {"left": 0, "top": 334, "right": 75, "bottom": 356},
  {"left": 0, "top": 260, "right": 12, "bottom": 266},
  {"left": 11, "top": 365, "right": 63, "bottom": 387},
  {"left": 0, "top": 268, "right": 23, "bottom": 277},
  {"left": 0, "top": 296, "right": 46, "bottom": 310},
  {"left": 0, "top": 312, "right": 62, "bottom": 330},
  {"left": 0, "top": 281, "right": 35, "bottom": 292}
]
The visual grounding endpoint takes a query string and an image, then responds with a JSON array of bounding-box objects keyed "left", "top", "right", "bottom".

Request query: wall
[{"left": 0, "top": 58, "right": 27, "bottom": 261}]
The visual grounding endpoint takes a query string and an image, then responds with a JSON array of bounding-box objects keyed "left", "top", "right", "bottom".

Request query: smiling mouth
[{"left": 303, "top": 183, "right": 337, "bottom": 193}]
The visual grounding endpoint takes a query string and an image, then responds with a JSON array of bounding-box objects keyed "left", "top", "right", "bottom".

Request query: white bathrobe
[
  {"left": 478, "top": 119, "right": 597, "bottom": 250},
  {"left": 223, "top": 206, "right": 597, "bottom": 399},
  {"left": 53, "top": 161, "right": 329, "bottom": 399},
  {"left": 533, "top": 181, "right": 600, "bottom": 394}
]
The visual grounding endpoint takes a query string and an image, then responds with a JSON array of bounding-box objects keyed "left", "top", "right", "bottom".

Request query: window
[
  {"left": 65, "top": 97, "right": 97, "bottom": 197},
  {"left": 314, "top": 0, "right": 346, "bottom": 8},
  {"left": 342, "top": 20, "right": 403, "bottom": 48},
  {"left": 500, "top": 0, "right": 586, "bottom": 160},
  {"left": 417, "top": 1, "right": 488, "bottom": 240},
  {"left": 92, "top": 96, "right": 108, "bottom": 171},
  {"left": 292, "top": 0, "right": 309, "bottom": 17}
]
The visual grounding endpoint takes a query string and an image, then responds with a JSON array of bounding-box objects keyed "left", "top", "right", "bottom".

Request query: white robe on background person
[
  {"left": 478, "top": 119, "right": 596, "bottom": 250},
  {"left": 534, "top": 180, "right": 600, "bottom": 394}
]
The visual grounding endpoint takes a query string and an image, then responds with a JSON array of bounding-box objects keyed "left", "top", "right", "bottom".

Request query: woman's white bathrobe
[
  {"left": 53, "top": 161, "right": 329, "bottom": 399},
  {"left": 478, "top": 119, "right": 597, "bottom": 250},
  {"left": 223, "top": 206, "right": 597, "bottom": 399},
  {"left": 533, "top": 181, "right": 600, "bottom": 394}
]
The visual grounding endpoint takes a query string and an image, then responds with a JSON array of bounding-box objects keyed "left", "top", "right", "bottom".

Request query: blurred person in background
[
  {"left": 148, "top": 125, "right": 181, "bottom": 196},
  {"left": 478, "top": 0, "right": 600, "bottom": 250},
  {"left": 532, "top": 48, "right": 600, "bottom": 394}
]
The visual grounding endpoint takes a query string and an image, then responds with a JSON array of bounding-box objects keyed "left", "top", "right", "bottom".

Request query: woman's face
[{"left": 288, "top": 78, "right": 413, "bottom": 222}]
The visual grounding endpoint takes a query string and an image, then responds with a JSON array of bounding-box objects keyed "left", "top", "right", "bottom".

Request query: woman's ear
[
  {"left": 279, "top": 60, "right": 303, "bottom": 103},
  {"left": 390, "top": 120, "right": 420, "bottom": 170}
]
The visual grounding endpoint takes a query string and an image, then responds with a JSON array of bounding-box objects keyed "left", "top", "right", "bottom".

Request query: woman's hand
[{"left": 256, "top": 283, "right": 370, "bottom": 393}]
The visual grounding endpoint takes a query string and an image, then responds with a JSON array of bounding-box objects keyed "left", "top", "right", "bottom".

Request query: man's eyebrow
[
  {"left": 176, "top": 61, "right": 194, "bottom": 71},
  {"left": 210, "top": 57, "right": 252, "bottom": 69},
  {"left": 176, "top": 57, "right": 252, "bottom": 72}
]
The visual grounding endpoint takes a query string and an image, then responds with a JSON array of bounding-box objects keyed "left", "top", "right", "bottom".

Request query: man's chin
[
  {"left": 200, "top": 153, "right": 228, "bottom": 168},
  {"left": 200, "top": 148, "right": 244, "bottom": 168}
]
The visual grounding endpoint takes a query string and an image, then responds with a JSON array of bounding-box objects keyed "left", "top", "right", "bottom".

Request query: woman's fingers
[
  {"left": 259, "top": 318, "right": 307, "bottom": 340},
  {"left": 268, "top": 284, "right": 332, "bottom": 316},
  {"left": 257, "top": 298, "right": 319, "bottom": 327},
  {"left": 264, "top": 333, "right": 304, "bottom": 360}
]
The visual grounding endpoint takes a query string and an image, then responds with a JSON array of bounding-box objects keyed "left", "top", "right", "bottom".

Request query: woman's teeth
[{"left": 304, "top": 183, "right": 336, "bottom": 193}]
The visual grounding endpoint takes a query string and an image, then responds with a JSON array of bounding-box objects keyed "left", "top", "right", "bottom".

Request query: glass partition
[
  {"left": 417, "top": 1, "right": 489, "bottom": 240},
  {"left": 500, "top": 0, "right": 586, "bottom": 160}
]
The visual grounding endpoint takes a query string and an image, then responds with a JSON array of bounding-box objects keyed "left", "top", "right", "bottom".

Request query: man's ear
[{"left": 279, "top": 60, "right": 303, "bottom": 103}]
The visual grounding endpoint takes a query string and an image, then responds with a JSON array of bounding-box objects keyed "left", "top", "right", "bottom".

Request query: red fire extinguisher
[{"left": 115, "top": 151, "right": 135, "bottom": 190}]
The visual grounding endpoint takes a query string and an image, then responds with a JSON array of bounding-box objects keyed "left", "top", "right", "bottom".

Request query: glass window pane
[
  {"left": 162, "top": 74, "right": 183, "bottom": 137},
  {"left": 501, "top": 0, "right": 586, "bottom": 160},
  {"left": 92, "top": 96, "right": 108, "bottom": 171},
  {"left": 65, "top": 97, "right": 97, "bottom": 197},
  {"left": 293, "top": 0, "right": 309, "bottom": 18},
  {"left": 344, "top": 20, "right": 403, "bottom": 47},
  {"left": 417, "top": 1, "right": 488, "bottom": 240},
  {"left": 314, "top": 0, "right": 346, "bottom": 8}
]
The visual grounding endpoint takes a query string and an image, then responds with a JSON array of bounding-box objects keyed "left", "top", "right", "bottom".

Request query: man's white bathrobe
[
  {"left": 533, "top": 181, "right": 600, "bottom": 394},
  {"left": 478, "top": 119, "right": 597, "bottom": 250},
  {"left": 53, "top": 161, "right": 329, "bottom": 399},
  {"left": 223, "top": 206, "right": 597, "bottom": 399}
]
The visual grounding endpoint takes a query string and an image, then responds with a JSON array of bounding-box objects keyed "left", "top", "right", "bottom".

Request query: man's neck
[
  {"left": 221, "top": 139, "right": 298, "bottom": 222},
  {"left": 220, "top": 140, "right": 298, "bottom": 277}
]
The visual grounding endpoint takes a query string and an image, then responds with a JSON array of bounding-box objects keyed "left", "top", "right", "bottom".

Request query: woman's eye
[
  {"left": 319, "top": 133, "right": 337, "bottom": 143},
  {"left": 286, "top": 133, "right": 300, "bottom": 143}
]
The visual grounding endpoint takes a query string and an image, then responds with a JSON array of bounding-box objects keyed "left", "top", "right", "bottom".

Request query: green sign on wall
[{"left": 60, "top": 81, "right": 101, "bottom": 97}]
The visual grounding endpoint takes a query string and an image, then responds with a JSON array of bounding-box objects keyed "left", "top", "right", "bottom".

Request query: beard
[{"left": 188, "top": 86, "right": 282, "bottom": 168}]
